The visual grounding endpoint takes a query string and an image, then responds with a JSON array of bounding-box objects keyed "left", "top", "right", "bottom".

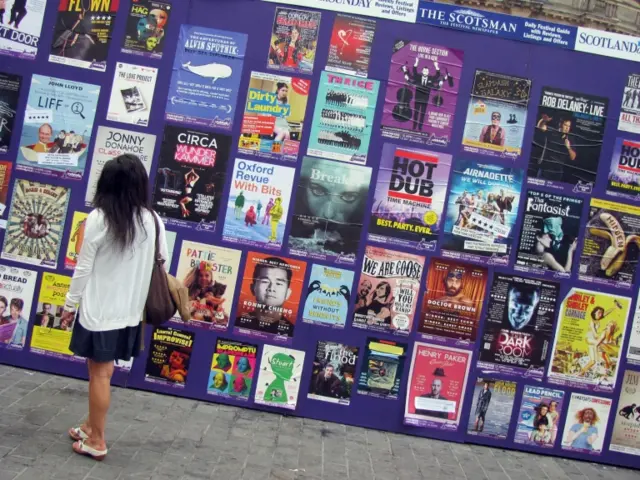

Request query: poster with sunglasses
[{"left": 267, "top": 7, "right": 320, "bottom": 75}]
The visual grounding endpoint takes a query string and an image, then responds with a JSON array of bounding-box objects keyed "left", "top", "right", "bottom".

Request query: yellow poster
[{"left": 64, "top": 212, "right": 88, "bottom": 270}]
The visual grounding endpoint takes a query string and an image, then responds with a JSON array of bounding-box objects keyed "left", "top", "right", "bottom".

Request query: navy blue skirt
[{"left": 69, "top": 316, "right": 142, "bottom": 363}]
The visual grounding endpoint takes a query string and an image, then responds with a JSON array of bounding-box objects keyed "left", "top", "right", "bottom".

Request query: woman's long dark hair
[{"left": 93, "top": 154, "right": 150, "bottom": 251}]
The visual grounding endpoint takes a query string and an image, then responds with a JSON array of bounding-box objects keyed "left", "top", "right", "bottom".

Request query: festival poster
[
  {"left": 173, "top": 240, "right": 241, "bottom": 331},
  {"left": 618, "top": 74, "right": 640, "bottom": 134},
  {"left": 478, "top": 274, "right": 559, "bottom": 380},
  {"left": 368, "top": 144, "right": 451, "bottom": 252},
  {"left": 0, "top": 265, "right": 36, "bottom": 350},
  {"left": 578, "top": 198, "right": 640, "bottom": 288},
  {"left": 222, "top": 158, "right": 295, "bottom": 250},
  {"left": 417, "top": 257, "right": 488, "bottom": 346},
  {"left": 0, "top": 0, "right": 45, "bottom": 60},
  {"left": 288, "top": 156, "right": 372, "bottom": 265},
  {"left": 607, "top": 138, "right": 640, "bottom": 202},
  {"left": 527, "top": 87, "right": 608, "bottom": 194},
  {"left": 144, "top": 326, "right": 194, "bottom": 388},
  {"left": 0, "top": 161, "right": 12, "bottom": 229},
  {"left": 267, "top": 6, "right": 320, "bottom": 75},
  {"left": 381, "top": 40, "right": 464, "bottom": 147},
  {"left": 514, "top": 385, "right": 565, "bottom": 449},
  {"left": 49, "top": 0, "right": 118, "bottom": 72},
  {"left": 166, "top": 25, "right": 247, "bottom": 131},
  {"left": 307, "top": 341, "right": 358, "bottom": 405},
  {"left": 466, "top": 378, "right": 517, "bottom": 440},
  {"left": 610, "top": 370, "right": 640, "bottom": 456},
  {"left": 207, "top": 338, "right": 258, "bottom": 401},
  {"left": 307, "top": 71, "right": 379, "bottom": 164},
  {"left": 326, "top": 14, "right": 375, "bottom": 78},
  {"left": 515, "top": 190, "right": 584, "bottom": 278},
  {"left": 404, "top": 342, "right": 472, "bottom": 430},
  {"left": 85, "top": 127, "right": 156, "bottom": 207},
  {"left": 1, "top": 180, "right": 70, "bottom": 269},
  {"left": 302, "top": 264, "right": 354, "bottom": 328},
  {"left": 63, "top": 211, "right": 87, "bottom": 270},
  {"left": 152, "top": 125, "right": 230, "bottom": 232},
  {"left": 462, "top": 70, "right": 531, "bottom": 160},
  {"left": 238, "top": 72, "right": 310, "bottom": 162},
  {"left": 106, "top": 62, "right": 158, "bottom": 127},
  {"left": 441, "top": 160, "right": 523, "bottom": 266},
  {"left": 254, "top": 343, "right": 305, "bottom": 410},
  {"left": 357, "top": 337, "right": 407, "bottom": 400},
  {"left": 18, "top": 75, "right": 100, "bottom": 180},
  {"left": 0, "top": 72, "right": 21, "bottom": 153},
  {"left": 548, "top": 289, "right": 630, "bottom": 393},
  {"left": 352, "top": 245, "right": 424, "bottom": 336},
  {"left": 234, "top": 251, "right": 306, "bottom": 343},
  {"left": 561, "top": 393, "right": 611, "bottom": 456},
  {"left": 121, "top": 0, "right": 171, "bottom": 59}
]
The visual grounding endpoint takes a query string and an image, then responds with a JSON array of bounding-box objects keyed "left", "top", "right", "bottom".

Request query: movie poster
[
  {"left": 307, "top": 341, "right": 358, "bottom": 405},
  {"left": 381, "top": 40, "right": 464, "bottom": 147},
  {"left": 352, "top": 245, "right": 424, "bottom": 336},
  {"left": 466, "top": 378, "right": 517, "bottom": 440},
  {"left": 63, "top": 211, "right": 87, "bottom": 270},
  {"left": 578, "top": 198, "right": 640, "bottom": 288},
  {"left": 288, "top": 156, "right": 372, "bottom": 265},
  {"left": 417, "top": 258, "right": 488, "bottom": 345},
  {"left": 0, "top": 161, "right": 12, "bottom": 229},
  {"left": 222, "top": 158, "right": 295, "bottom": 250},
  {"left": 49, "top": 0, "right": 118, "bottom": 71},
  {"left": 107, "top": 62, "right": 158, "bottom": 127},
  {"left": 610, "top": 370, "right": 640, "bottom": 456},
  {"left": 404, "top": 342, "right": 472, "bottom": 430},
  {"left": 152, "top": 125, "right": 230, "bottom": 232},
  {"left": 618, "top": 74, "right": 640, "bottom": 134},
  {"left": 462, "top": 70, "right": 531, "bottom": 160},
  {"left": 514, "top": 385, "right": 565, "bottom": 449},
  {"left": 0, "top": 73, "right": 21, "bottom": 153},
  {"left": 607, "top": 138, "right": 640, "bottom": 202},
  {"left": 145, "top": 327, "right": 194, "bottom": 388},
  {"left": 307, "top": 71, "right": 379, "bottom": 164},
  {"left": 238, "top": 72, "right": 310, "bottom": 162},
  {"left": 166, "top": 25, "right": 247, "bottom": 131},
  {"left": 442, "top": 160, "right": 523, "bottom": 265},
  {"left": 369, "top": 144, "right": 451, "bottom": 252},
  {"left": 18, "top": 75, "right": 100, "bottom": 180},
  {"left": 0, "top": 265, "right": 36, "bottom": 350},
  {"left": 326, "top": 14, "right": 375, "bottom": 78},
  {"left": 478, "top": 274, "right": 559, "bottom": 380},
  {"left": 173, "top": 240, "right": 241, "bottom": 331},
  {"left": 122, "top": 0, "right": 170, "bottom": 59},
  {"left": 254, "top": 344, "right": 305, "bottom": 410},
  {"left": 2, "top": 180, "right": 70, "bottom": 269},
  {"left": 515, "top": 190, "right": 583, "bottom": 278},
  {"left": 234, "top": 252, "right": 306, "bottom": 343},
  {"left": 267, "top": 6, "right": 320, "bottom": 75},
  {"left": 302, "top": 264, "right": 354, "bottom": 328},
  {"left": 561, "top": 393, "right": 611, "bottom": 455},
  {"left": 357, "top": 337, "right": 407, "bottom": 400},
  {"left": 527, "top": 87, "right": 608, "bottom": 193},
  {"left": 0, "top": 0, "right": 45, "bottom": 60},
  {"left": 207, "top": 338, "right": 258, "bottom": 401},
  {"left": 548, "top": 288, "right": 630, "bottom": 393}
]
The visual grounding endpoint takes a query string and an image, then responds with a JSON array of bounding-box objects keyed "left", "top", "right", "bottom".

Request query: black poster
[{"left": 0, "top": 72, "right": 21, "bottom": 154}]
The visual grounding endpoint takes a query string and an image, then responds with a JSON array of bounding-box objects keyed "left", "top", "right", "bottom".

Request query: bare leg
[
  {"left": 81, "top": 360, "right": 92, "bottom": 435},
  {"left": 86, "top": 359, "right": 114, "bottom": 450}
]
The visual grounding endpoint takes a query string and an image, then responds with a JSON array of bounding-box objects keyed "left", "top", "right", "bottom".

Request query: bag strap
[{"left": 150, "top": 210, "right": 161, "bottom": 261}]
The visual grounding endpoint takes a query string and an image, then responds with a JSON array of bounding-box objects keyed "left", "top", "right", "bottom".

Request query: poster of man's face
[
  {"left": 251, "top": 264, "right": 292, "bottom": 308},
  {"left": 507, "top": 285, "right": 540, "bottom": 330}
]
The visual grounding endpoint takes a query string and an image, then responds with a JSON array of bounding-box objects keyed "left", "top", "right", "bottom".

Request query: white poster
[
  {"left": 165, "top": 230, "right": 176, "bottom": 272},
  {"left": 561, "top": 392, "right": 611, "bottom": 455},
  {"left": 0, "top": 0, "right": 46, "bottom": 60},
  {"left": 262, "top": 0, "right": 419, "bottom": 22},
  {"left": 0, "top": 264, "right": 37, "bottom": 350},
  {"left": 107, "top": 62, "right": 158, "bottom": 127},
  {"left": 254, "top": 344, "right": 305, "bottom": 410},
  {"left": 627, "top": 287, "right": 640, "bottom": 366}
]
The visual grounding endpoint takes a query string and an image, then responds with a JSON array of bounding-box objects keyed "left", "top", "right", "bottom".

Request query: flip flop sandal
[
  {"left": 68, "top": 426, "right": 89, "bottom": 441},
  {"left": 72, "top": 440, "right": 107, "bottom": 461}
]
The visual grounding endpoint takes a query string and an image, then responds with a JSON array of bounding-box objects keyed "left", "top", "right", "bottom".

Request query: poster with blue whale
[{"left": 166, "top": 25, "right": 247, "bottom": 131}]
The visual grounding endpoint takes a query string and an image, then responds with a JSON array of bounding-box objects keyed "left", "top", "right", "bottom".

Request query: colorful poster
[
  {"left": 527, "top": 87, "right": 608, "bottom": 193},
  {"left": 49, "top": 0, "right": 118, "bottom": 71},
  {"left": 307, "top": 341, "right": 358, "bottom": 405},
  {"left": 288, "top": 157, "right": 372, "bottom": 265},
  {"left": 2, "top": 180, "right": 70, "bottom": 269},
  {"left": 326, "top": 14, "right": 375, "bottom": 78},
  {"left": 267, "top": 6, "right": 320, "bottom": 75},
  {"left": 166, "top": 26, "right": 247, "bottom": 131},
  {"left": 152, "top": 125, "right": 230, "bottom": 232},
  {"left": 618, "top": 74, "right": 640, "bottom": 134},
  {"left": 145, "top": 326, "right": 194, "bottom": 388},
  {"left": 254, "top": 344, "right": 305, "bottom": 410},
  {"left": 607, "top": 138, "right": 640, "bottom": 202},
  {"left": 262, "top": 0, "right": 419, "bottom": 22},
  {"left": 381, "top": 40, "right": 464, "bottom": 147},
  {"left": 107, "top": 62, "right": 158, "bottom": 127},
  {"left": 627, "top": 291, "right": 640, "bottom": 366},
  {"left": 368, "top": 144, "right": 451, "bottom": 252},
  {"left": 173, "top": 240, "right": 241, "bottom": 331},
  {"left": 0, "top": 0, "right": 46, "bottom": 60},
  {"left": 0, "top": 161, "right": 12, "bottom": 229},
  {"left": 561, "top": 393, "right": 611, "bottom": 455},
  {"left": 302, "top": 264, "right": 354, "bottom": 328},
  {"left": 478, "top": 274, "right": 559, "bottom": 380},
  {"left": 307, "top": 71, "right": 379, "bottom": 164},
  {"left": 0, "top": 72, "right": 21, "bottom": 153},
  {"left": 417, "top": 258, "right": 488, "bottom": 345},
  {"left": 234, "top": 252, "right": 306, "bottom": 343},
  {"left": 352, "top": 245, "right": 424, "bottom": 336},
  {"left": 442, "top": 160, "right": 523, "bottom": 265},
  {"left": 404, "top": 342, "right": 472, "bottom": 430},
  {"left": 207, "top": 338, "right": 257, "bottom": 401},
  {"left": 466, "top": 379, "right": 517, "bottom": 440},
  {"left": 610, "top": 370, "right": 640, "bottom": 456},
  {"left": 357, "top": 337, "right": 407, "bottom": 400},
  {"left": 0, "top": 265, "right": 36, "bottom": 350},
  {"left": 85, "top": 127, "right": 156, "bottom": 207},
  {"left": 63, "top": 211, "right": 87, "bottom": 270},
  {"left": 514, "top": 385, "right": 565, "bottom": 449},
  {"left": 548, "top": 288, "right": 630, "bottom": 393},
  {"left": 238, "top": 72, "right": 310, "bottom": 162},
  {"left": 121, "top": 0, "right": 171, "bottom": 59}
]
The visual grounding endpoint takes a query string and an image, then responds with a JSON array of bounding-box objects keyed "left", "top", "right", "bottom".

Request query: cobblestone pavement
[{"left": 0, "top": 366, "right": 639, "bottom": 480}]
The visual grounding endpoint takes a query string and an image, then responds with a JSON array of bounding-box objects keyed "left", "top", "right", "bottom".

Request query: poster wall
[
  {"left": 0, "top": 265, "right": 37, "bottom": 350},
  {"left": 254, "top": 344, "right": 305, "bottom": 410},
  {"left": 0, "top": 0, "right": 46, "bottom": 60},
  {"left": 122, "top": 0, "right": 171, "bottom": 59}
]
